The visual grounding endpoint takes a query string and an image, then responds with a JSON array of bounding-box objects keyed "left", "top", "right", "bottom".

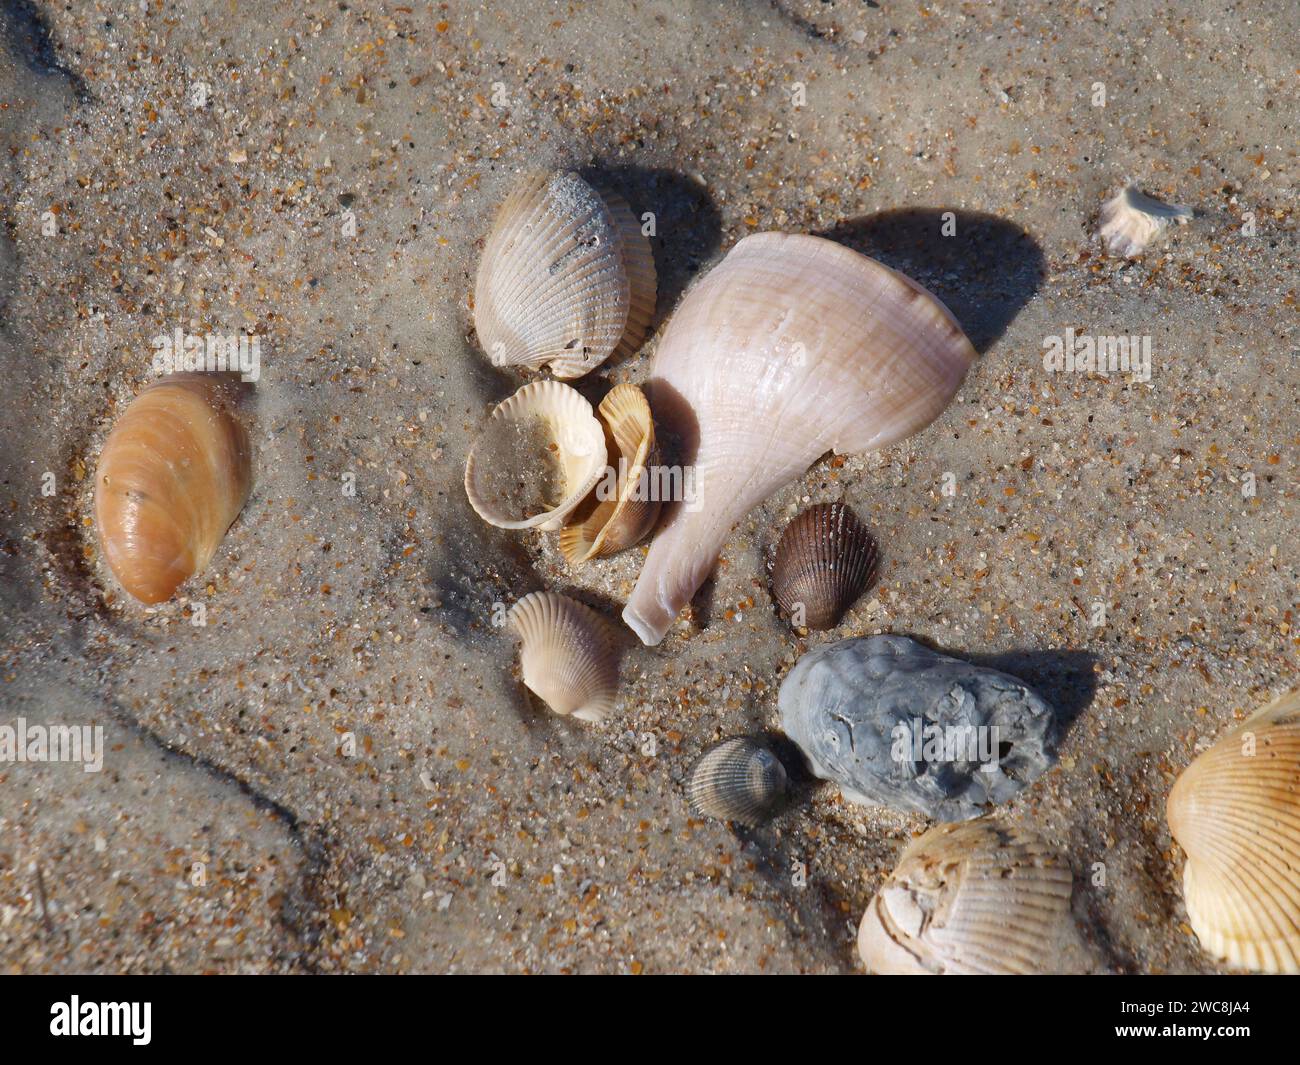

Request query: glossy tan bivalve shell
[
  {"left": 623, "top": 232, "right": 976, "bottom": 645},
  {"left": 858, "top": 820, "right": 1073, "bottom": 975},
  {"left": 771, "top": 501, "right": 878, "bottom": 630},
  {"left": 474, "top": 170, "right": 656, "bottom": 378},
  {"left": 506, "top": 591, "right": 619, "bottom": 723},
  {"left": 464, "top": 380, "right": 607, "bottom": 531},
  {"left": 1166, "top": 687, "right": 1300, "bottom": 974},
  {"left": 94, "top": 373, "right": 252, "bottom": 605},
  {"left": 559, "top": 383, "right": 662, "bottom": 565}
]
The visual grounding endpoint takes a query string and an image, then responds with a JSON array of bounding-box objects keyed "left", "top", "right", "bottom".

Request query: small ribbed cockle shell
[
  {"left": 506, "top": 591, "right": 619, "bottom": 723},
  {"left": 474, "top": 170, "right": 656, "bottom": 378},
  {"left": 858, "top": 819, "right": 1073, "bottom": 975},
  {"left": 94, "top": 372, "right": 252, "bottom": 605},
  {"left": 685, "top": 737, "right": 789, "bottom": 827},
  {"left": 1097, "top": 185, "right": 1192, "bottom": 258},
  {"left": 559, "top": 383, "right": 662, "bottom": 565},
  {"left": 1166, "top": 687, "right": 1300, "bottom": 974},
  {"left": 771, "top": 501, "right": 878, "bottom": 630},
  {"left": 464, "top": 380, "right": 607, "bottom": 531}
]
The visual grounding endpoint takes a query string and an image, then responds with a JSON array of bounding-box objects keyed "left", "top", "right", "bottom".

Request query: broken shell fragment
[
  {"left": 771, "top": 501, "right": 878, "bottom": 630},
  {"left": 94, "top": 373, "right": 252, "bottom": 605},
  {"left": 1097, "top": 185, "right": 1192, "bottom": 258},
  {"left": 1166, "top": 687, "right": 1300, "bottom": 974},
  {"left": 858, "top": 819, "right": 1073, "bottom": 975},
  {"left": 473, "top": 170, "right": 656, "bottom": 378},
  {"left": 623, "top": 233, "right": 975, "bottom": 645},
  {"left": 506, "top": 591, "right": 619, "bottom": 723},
  {"left": 464, "top": 380, "right": 607, "bottom": 531},
  {"left": 685, "top": 737, "right": 789, "bottom": 827},
  {"left": 560, "top": 383, "right": 662, "bottom": 564}
]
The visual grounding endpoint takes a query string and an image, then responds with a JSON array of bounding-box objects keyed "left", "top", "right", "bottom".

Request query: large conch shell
[
  {"left": 94, "top": 373, "right": 252, "bottom": 605},
  {"left": 474, "top": 170, "right": 656, "bottom": 378},
  {"left": 506, "top": 591, "right": 619, "bottom": 722},
  {"left": 858, "top": 819, "right": 1073, "bottom": 975},
  {"left": 623, "top": 232, "right": 976, "bottom": 645},
  {"left": 464, "top": 380, "right": 607, "bottom": 531},
  {"left": 559, "top": 383, "right": 662, "bottom": 564},
  {"left": 1166, "top": 687, "right": 1300, "bottom": 974}
]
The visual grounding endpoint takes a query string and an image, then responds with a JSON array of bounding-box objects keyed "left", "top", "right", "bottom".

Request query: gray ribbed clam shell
[
  {"left": 778, "top": 635, "right": 1058, "bottom": 821},
  {"left": 686, "top": 737, "right": 789, "bottom": 827}
]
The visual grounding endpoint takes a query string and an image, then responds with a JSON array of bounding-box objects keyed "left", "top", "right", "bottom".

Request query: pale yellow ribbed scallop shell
[
  {"left": 1166, "top": 687, "right": 1300, "bottom": 974},
  {"left": 464, "top": 380, "right": 607, "bottom": 531},
  {"left": 623, "top": 232, "right": 976, "bottom": 645},
  {"left": 858, "top": 819, "right": 1073, "bottom": 975},
  {"left": 559, "top": 383, "right": 662, "bottom": 565},
  {"left": 474, "top": 170, "right": 656, "bottom": 379},
  {"left": 506, "top": 591, "right": 619, "bottom": 722}
]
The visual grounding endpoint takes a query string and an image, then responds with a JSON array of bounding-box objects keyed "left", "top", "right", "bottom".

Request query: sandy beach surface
[{"left": 0, "top": 0, "right": 1295, "bottom": 973}]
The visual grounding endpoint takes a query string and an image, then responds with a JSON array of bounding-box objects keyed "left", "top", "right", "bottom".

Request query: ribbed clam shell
[
  {"left": 1166, "top": 687, "right": 1300, "bottom": 974},
  {"left": 559, "top": 383, "right": 662, "bottom": 565},
  {"left": 1097, "top": 186, "right": 1192, "bottom": 258},
  {"left": 506, "top": 591, "right": 619, "bottom": 723},
  {"left": 685, "top": 737, "right": 788, "bottom": 827},
  {"left": 94, "top": 373, "right": 251, "bottom": 604},
  {"left": 474, "top": 171, "right": 656, "bottom": 378},
  {"left": 623, "top": 232, "right": 975, "bottom": 645},
  {"left": 771, "top": 502, "right": 877, "bottom": 630},
  {"left": 464, "top": 380, "right": 607, "bottom": 531},
  {"left": 858, "top": 820, "right": 1073, "bottom": 975}
]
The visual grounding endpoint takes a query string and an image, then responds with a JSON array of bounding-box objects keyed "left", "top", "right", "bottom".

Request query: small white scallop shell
[
  {"left": 1097, "top": 185, "right": 1192, "bottom": 257},
  {"left": 858, "top": 819, "right": 1073, "bottom": 975},
  {"left": 464, "top": 380, "right": 607, "bottom": 531},
  {"left": 506, "top": 591, "right": 619, "bottom": 722},
  {"left": 685, "top": 737, "right": 789, "bottom": 827},
  {"left": 474, "top": 170, "right": 656, "bottom": 378},
  {"left": 1166, "top": 687, "right": 1300, "bottom": 974}
]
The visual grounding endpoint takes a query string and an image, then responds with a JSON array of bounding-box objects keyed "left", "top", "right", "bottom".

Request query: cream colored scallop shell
[
  {"left": 1097, "top": 185, "right": 1192, "bottom": 258},
  {"left": 464, "top": 380, "right": 607, "bottom": 531},
  {"left": 559, "top": 383, "right": 662, "bottom": 565},
  {"left": 858, "top": 819, "right": 1073, "bottom": 975},
  {"left": 506, "top": 591, "right": 619, "bottom": 723},
  {"left": 1166, "top": 687, "right": 1300, "bottom": 974},
  {"left": 474, "top": 170, "right": 656, "bottom": 378}
]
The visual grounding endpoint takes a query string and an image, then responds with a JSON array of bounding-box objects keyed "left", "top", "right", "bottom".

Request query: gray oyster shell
[{"left": 778, "top": 635, "right": 1058, "bottom": 821}]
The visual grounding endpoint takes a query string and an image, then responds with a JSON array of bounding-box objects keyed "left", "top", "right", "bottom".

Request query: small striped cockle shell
[
  {"left": 623, "top": 233, "right": 976, "bottom": 646},
  {"left": 559, "top": 383, "right": 662, "bottom": 565},
  {"left": 1097, "top": 186, "right": 1192, "bottom": 258},
  {"left": 474, "top": 170, "right": 656, "bottom": 378},
  {"left": 1166, "top": 687, "right": 1300, "bottom": 974},
  {"left": 686, "top": 737, "right": 789, "bottom": 827},
  {"left": 464, "top": 380, "right": 607, "bottom": 531},
  {"left": 858, "top": 820, "right": 1073, "bottom": 975},
  {"left": 94, "top": 373, "right": 251, "bottom": 605},
  {"left": 506, "top": 591, "right": 619, "bottom": 723},
  {"left": 771, "top": 502, "right": 878, "bottom": 630}
]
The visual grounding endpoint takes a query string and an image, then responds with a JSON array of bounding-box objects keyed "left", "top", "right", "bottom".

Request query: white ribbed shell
[
  {"left": 463, "top": 380, "right": 607, "bottom": 531},
  {"left": 506, "top": 591, "right": 619, "bottom": 723},
  {"left": 623, "top": 232, "right": 975, "bottom": 645},
  {"left": 1167, "top": 688, "right": 1300, "bottom": 974},
  {"left": 474, "top": 171, "right": 655, "bottom": 378},
  {"left": 858, "top": 820, "right": 1073, "bottom": 975}
]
